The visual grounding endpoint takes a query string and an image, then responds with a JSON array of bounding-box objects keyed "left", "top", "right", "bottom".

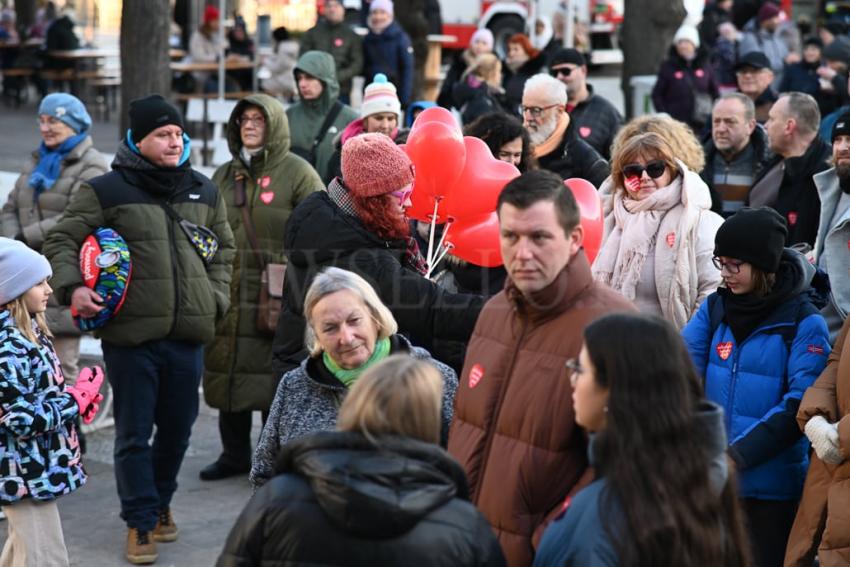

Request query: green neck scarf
[{"left": 323, "top": 337, "right": 392, "bottom": 387}]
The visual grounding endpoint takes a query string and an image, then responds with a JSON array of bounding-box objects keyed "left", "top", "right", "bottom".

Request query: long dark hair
[
  {"left": 583, "top": 313, "right": 750, "bottom": 567},
  {"left": 463, "top": 112, "right": 535, "bottom": 172}
]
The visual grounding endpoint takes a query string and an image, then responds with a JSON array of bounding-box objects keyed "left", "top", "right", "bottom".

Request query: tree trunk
[
  {"left": 14, "top": 0, "right": 37, "bottom": 37},
  {"left": 395, "top": 0, "right": 428, "bottom": 103},
  {"left": 119, "top": 0, "right": 172, "bottom": 134}
]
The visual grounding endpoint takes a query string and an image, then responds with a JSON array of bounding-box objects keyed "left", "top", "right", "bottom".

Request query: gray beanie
[{"left": 0, "top": 238, "right": 52, "bottom": 305}]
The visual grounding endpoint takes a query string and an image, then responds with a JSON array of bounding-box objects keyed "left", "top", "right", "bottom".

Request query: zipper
[
  {"left": 472, "top": 314, "right": 527, "bottom": 504},
  {"left": 165, "top": 199, "right": 181, "bottom": 336}
]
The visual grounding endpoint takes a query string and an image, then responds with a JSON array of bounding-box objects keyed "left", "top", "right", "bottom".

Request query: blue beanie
[
  {"left": 38, "top": 93, "right": 92, "bottom": 134},
  {"left": 0, "top": 238, "right": 52, "bottom": 305}
]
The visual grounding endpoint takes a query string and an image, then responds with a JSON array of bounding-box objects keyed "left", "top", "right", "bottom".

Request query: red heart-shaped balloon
[{"left": 564, "top": 178, "right": 603, "bottom": 264}]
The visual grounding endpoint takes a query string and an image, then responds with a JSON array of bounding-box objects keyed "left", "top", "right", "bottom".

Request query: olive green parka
[{"left": 204, "top": 94, "right": 324, "bottom": 413}]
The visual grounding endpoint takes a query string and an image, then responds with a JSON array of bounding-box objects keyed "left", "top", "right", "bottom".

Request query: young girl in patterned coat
[{"left": 0, "top": 237, "right": 103, "bottom": 565}]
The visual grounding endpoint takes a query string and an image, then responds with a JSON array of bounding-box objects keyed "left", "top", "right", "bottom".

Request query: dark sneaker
[
  {"left": 199, "top": 460, "right": 249, "bottom": 481},
  {"left": 153, "top": 508, "right": 178, "bottom": 543},
  {"left": 126, "top": 528, "right": 157, "bottom": 564}
]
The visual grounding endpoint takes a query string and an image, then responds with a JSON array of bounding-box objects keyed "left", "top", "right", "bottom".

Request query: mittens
[{"left": 805, "top": 415, "right": 844, "bottom": 465}]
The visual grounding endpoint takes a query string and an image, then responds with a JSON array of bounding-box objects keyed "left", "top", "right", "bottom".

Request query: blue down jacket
[
  {"left": 0, "top": 309, "right": 85, "bottom": 504},
  {"left": 682, "top": 250, "right": 830, "bottom": 500}
]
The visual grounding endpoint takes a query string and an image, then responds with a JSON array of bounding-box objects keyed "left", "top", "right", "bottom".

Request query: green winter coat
[
  {"left": 299, "top": 19, "right": 363, "bottom": 96},
  {"left": 43, "top": 143, "right": 236, "bottom": 347},
  {"left": 286, "top": 51, "right": 359, "bottom": 185},
  {"left": 204, "top": 94, "right": 324, "bottom": 413}
]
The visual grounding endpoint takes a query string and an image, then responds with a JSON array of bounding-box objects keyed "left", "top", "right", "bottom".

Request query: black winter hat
[
  {"left": 824, "top": 36, "right": 850, "bottom": 65},
  {"left": 833, "top": 109, "right": 850, "bottom": 141},
  {"left": 129, "top": 95, "right": 185, "bottom": 143},
  {"left": 735, "top": 51, "right": 772, "bottom": 71},
  {"left": 714, "top": 207, "right": 788, "bottom": 273},
  {"left": 549, "top": 48, "right": 586, "bottom": 68}
]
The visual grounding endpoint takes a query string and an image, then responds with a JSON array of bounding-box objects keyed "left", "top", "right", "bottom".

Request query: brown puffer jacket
[
  {"left": 447, "top": 251, "right": 635, "bottom": 567},
  {"left": 785, "top": 315, "right": 850, "bottom": 567},
  {"left": 1, "top": 135, "right": 108, "bottom": 335}
]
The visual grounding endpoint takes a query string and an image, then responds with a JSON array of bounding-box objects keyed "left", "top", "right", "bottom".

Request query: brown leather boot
[
  {"left": 153, "top": 508, "right": 178, "bottom": 543},
  {"left": 126, "top": 528, "right": 157, "bottom": 564}
]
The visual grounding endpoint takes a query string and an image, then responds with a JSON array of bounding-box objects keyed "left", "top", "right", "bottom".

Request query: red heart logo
[
  {"left": 468, "top": 364, "right": 484, "bottom": 389},
  {"left": 695, "top": 69, "right": 705, "bottom": 77},
  {"left": 788, "top": 211, "right": 798, "bottom": 226},
  {"left": 334, "top": 38, "right": 343, "bottom": 47},
  {"left": 666, "top": 232, "right": 675, "bottom": 248},
  {"left": 260, "top": 176, "right": 271, "bottom": 189},
  {"left": 260, "top": 191, "right": 274, "bottom": 204},
  {"left": 579, "top": 126, "right": 592, "bottom": 138},
  {"left": 716, "top": 342, "right": 733, "bottom": 361},
  {"left": 674, "top": 71, "right": 684, "bottom": 79}
]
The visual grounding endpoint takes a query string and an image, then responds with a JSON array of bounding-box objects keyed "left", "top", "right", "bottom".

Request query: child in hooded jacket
[
  {"left": 0, "top": 237, "right": 103, "bottom": 566},
  {"left": 682, "top": 208, "right": 831, "bottom": 567}
]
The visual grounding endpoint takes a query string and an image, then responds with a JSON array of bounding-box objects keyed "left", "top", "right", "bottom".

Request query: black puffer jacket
[
  {"left": 217, "top": 431, "right": 506, "bottom": 567},
  {"left": 503, "top": 53, "right": 548, "bottom": 116},
  {"left": 537, "top": 123, "right": 611, "bottom": 187},
  {"left": 271, "top": 190, "right": 484, "bottom": 377}
]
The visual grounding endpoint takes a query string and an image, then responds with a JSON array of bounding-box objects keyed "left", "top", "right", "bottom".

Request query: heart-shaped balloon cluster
[{"left": 403, "top": 107, "right": 519, "bottom": 268}]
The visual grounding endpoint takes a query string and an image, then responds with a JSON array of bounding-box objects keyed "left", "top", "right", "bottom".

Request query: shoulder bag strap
[
  {"left": 235, "top": 173, "right": 266, "bottom": 269},
  {"left": 307, "top": 101, "right": 344, "bottom": 163}
]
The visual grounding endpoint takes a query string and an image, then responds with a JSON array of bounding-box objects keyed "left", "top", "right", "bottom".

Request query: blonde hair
[
  {"left": 610, "top": 114, "right": 705, "bottom": 173},
  {"left": 464, "top": 53, "right": 503, "bottom": 89},
  {"left": 610, "top": 132, "right": 682, "bottom": 192},
  {"left": 303, "top": 267, "right": 398, "bottom": 356},
  {"left": 3, "top": 296, "right": 52, "bottom": 344},
  {"left": 337, "top": 355, "right": 443, "bottom": 444}
]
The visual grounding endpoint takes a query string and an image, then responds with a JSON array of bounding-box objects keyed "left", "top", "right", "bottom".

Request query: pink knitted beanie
[{"left": 341, "top": 133, "right": 413, "bottom": 197}]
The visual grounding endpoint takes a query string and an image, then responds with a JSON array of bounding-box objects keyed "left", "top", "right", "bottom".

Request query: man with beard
[
  {"left": 521, "top": 74, "right": 609, "bottom": 187},
  {"left": 812, "top": 110, "right": 850, "bottom": 341},
  {"left": 749, "top": 91, "right": 830, "bottom": 247},
  {"left": 701, "top": 93, "right": 773, "bottom": 216}
]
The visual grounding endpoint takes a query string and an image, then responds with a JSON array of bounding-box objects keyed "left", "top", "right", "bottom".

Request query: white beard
[{"left": 528, "top": 117, "right": 558, "bottom": 146}]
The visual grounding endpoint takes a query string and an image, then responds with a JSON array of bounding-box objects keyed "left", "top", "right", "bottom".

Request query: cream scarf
[{"left": 593, "top": 176, "right": 683, "bottom": 300}]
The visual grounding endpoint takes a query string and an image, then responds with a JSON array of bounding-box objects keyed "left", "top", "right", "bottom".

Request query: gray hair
[
  {"left": 303, "top": 267, "right": 398, "bottom": 356},
  {"left": 715, "top": 92, "right": 756, "bottom": 123},
  {"left": 523, "top": 73, "right": 567, "bottom": 105},
  {"left": 779, "top": 92, "right": 821, "bottom": 135}
]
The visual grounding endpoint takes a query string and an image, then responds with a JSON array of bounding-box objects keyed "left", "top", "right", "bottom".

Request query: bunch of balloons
[{"left": 403, "top": 107, "right": 604, "bottom": 271}]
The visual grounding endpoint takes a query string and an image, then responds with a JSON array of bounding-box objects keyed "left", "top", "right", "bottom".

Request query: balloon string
[
  {"left": 426, "top": 198, "right": 441, "bottom": 268},
  {"left": 427, "top": 242, "right": 454, "bottom": 280}
]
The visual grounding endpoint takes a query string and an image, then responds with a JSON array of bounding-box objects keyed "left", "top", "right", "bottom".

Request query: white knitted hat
[{"left": 360, "top": 74, "right": 401, "bottom": 119}]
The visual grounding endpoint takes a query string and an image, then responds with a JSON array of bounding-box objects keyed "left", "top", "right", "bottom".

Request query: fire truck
[{"left": 439, "top": 0, "right": 624, "bottom": 55}]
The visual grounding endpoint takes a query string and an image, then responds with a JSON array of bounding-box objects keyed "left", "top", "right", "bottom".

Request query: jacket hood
[
  {"left": 226, "top": 93, "right": 291, "bottom": 164},
  {"left": 406, "top": 101, "right": 437, "bottom": 127},
  {"left": 783, "top": 247, "right": 830, "bottom": 309},
  {"left": 275, "top": 430, "right": 469, "bottom": 538},
  {"left": 294, "top": 50, "right": 340, "bottom": 110},
  {"left": 693, "top": 400, "right": 730, "bottom": 495}
]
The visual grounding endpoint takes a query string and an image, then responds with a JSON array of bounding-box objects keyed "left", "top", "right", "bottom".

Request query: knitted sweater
[{"left": 250, "top": 335, "right": 458, "bottom": 488}]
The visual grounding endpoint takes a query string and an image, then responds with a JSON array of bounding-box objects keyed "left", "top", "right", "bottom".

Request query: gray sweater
[{"left": 250, "top": 335, "right": 458, "bottom": 488}]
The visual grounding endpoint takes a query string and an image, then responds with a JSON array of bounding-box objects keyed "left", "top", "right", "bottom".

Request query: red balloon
[
  {"left": 442, "top": 136, "right": 520, "bottom": 219},
  {"left": 445, "top": 212, "right": 503, "bottom": 268},
  {"left": 564, "top": 178, "right": 603, "bottom": 264},
  {"left": 404, "top": 121, "right": 465, "bottom": 221},
  {"left": 409, "top": 106, "right": 462, "bottom": 135}
]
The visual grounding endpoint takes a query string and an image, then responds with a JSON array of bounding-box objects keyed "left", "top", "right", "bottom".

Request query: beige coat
[
  {"left": 595, "top": 166, "right": 723, "bottom": 328},
  {"left": 1, "top": 135, "right": 108, "bottom": 334},
  {"left": 785, "top": 315, "right": 850, "bottom": 567}
]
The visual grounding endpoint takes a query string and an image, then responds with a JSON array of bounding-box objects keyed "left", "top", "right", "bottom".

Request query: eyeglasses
[
  {"left": 390, "top": 188, "right": 412, "bottom": 205},
  {"left": 622, "top": 160, "right": 667, "bottom": 180},
  {"left": 497, "top": 150, "right": 523, "bottom": 161},
  {"left": 237, "top": 114, "right": 265, "bottom": 127},
  {"left": 565, "top": 358, "right": 583, "bottom": 388},
  {"left": 549, "top": 66, "right": 574, "bottom": 78},
  {"left": 520, "top": 103, "right": 562, "bottom": 119},
  {"left": 712, "top": 257, "right": 743, "bottom": 274},
  {"left": 36, "top": 117, "right": 63, "bottom": 128}
]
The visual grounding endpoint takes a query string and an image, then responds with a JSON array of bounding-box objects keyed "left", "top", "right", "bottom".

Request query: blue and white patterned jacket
[{"left": 0, "top": 309, "right": 85, "bottom": 503}]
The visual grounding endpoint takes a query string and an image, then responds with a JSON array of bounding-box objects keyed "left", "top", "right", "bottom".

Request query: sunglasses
[
  {"left": 549, "top": 66, "right": 574, "bottom": 78},
  {"left": 390, "top": 188, "right": 412, "bottom": 205},
  {"left": 622, "top": 160, "right": 667, "bottom": 180}
]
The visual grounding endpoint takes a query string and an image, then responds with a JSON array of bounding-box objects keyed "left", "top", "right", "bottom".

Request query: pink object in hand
[{"left": 66, "top": 366, "right": 105, "bottom": 419}]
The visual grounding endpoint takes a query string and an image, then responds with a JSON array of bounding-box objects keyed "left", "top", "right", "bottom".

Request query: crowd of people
[{"left": 2, "top": 0, "right": 850, "bottom": 567}]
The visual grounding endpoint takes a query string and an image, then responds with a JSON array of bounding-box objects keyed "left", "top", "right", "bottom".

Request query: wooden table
[
  {"left": 424, "top": 34, "right": 457, "bottom": 102},
  {"left": 46, "top": 48, "right": 119, "bottom": 60}
]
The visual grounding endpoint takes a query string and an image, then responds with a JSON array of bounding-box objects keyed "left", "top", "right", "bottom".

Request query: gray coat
[
  {"left": 1, "top": 135, "right": 108, "bottom": 335},
  {"left": 250, "top": 335, "right": 458, "bottom": 489},
  {"left": 814, "top": 168, "right": 850, "bottom": 341}
]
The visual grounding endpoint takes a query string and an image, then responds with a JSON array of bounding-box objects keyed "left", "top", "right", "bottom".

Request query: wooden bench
[{"left": 90, "top": 77, "right": 121, "bottom": 121}]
